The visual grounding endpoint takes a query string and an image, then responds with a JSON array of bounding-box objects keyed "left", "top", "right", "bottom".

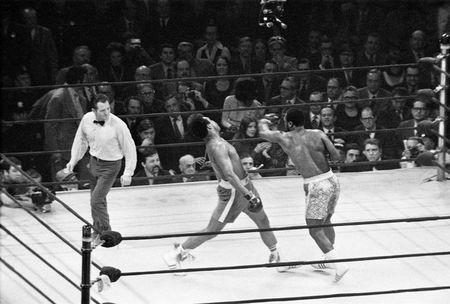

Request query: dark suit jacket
[
  {"left": 353, "top": 124, "right": 402, "bottom": 159},
  {"left": 357, "top": 87, "right": 392, "bottom": 115},
  {"left": 131, "top": 168, "right": 174, "bottom": 186},
  {"left": 266, "top": 95, "right": 306, "bottom": 117},
  {"left": 28, "top": 25, "right": 58, "bottom": 85},
  {"left": 397, "top": 119, "right": 416, "bottom": 141},
  {"left": 377, "top": 105, "right": 412, "bottom": 129},
  {"left": 44, "top": 88, "right": 86, "bottom": 156},
  {"left": 355, "top": 156, "right": 401, "bottom": 172},
  {"left": 149, "top": 62, "right": 177, "bottom": 100},
  {"left": 154, "top": 115, "right": 189, "bottom": 171},
  {"left": 355, "top": 51, "right": 387, "bottom": 68}
]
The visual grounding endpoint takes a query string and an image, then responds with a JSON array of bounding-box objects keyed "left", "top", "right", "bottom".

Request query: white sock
[{"left": 324, "top": 249, "right": 338, "bottom": 270}]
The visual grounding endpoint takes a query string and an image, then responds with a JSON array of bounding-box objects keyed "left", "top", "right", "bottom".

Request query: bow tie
[{"left": 93, "top": 120, "right": 105, "bottom": 126}]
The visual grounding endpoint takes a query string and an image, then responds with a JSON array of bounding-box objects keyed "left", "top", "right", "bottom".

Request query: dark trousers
[{"left": 89, "top": 156, "right": 122, "bottom": 235}]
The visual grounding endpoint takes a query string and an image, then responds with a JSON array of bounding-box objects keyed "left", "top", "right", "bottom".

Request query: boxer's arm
[{"left": 258, "top": 118, "right": 284, "bottom": 144}]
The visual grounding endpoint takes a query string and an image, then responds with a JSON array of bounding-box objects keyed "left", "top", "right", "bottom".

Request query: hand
[
  {"left": 65, "top": 162, "right": 75, "bottom": 173},
  {"left": 141, "top": 138, "right": 153, "bottom": 146},
  {"left": 120, "top": 175, "right": 132, "bottom": 187},
  {"left": 244, "top": 192, "right": 263, "bottom": 213},
  {"left": 255, "top": 142, "right": 272, "bottom": 153},
  {"left": 195, "top": 157, "right": 206, "bottom": 167}
]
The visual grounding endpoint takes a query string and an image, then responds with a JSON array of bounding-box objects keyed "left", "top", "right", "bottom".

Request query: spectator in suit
[
  {"left": 357, "top": 69, "right": 392, "bottom": 116},
  {"left": 122, "top": 33, "right": 154, "bottom": 75},
  {"left": 296, "top": 58, "right": 325, "bottom": 102},
  {"left": 149, "top": 43, "right": 177, "bottom": 100},
  {"left": 204, "top": 56, "right": 234, "bottom": 124},
  {"left": 297, "top": 29, "right": 322, "bottom": 71},
  {"left": 45, "top": 66, "right": 89, "bottom": 181},
  {"left": 100, "top": 42, "right": 132, "bottom": 98},
  {"left": 154, "top": 97, "right": 188, "bottom": 171},
  {"left": 381, "top": 44, "right": 406, "bottom": 92},
  {"left": 177, "top": 41, "right": 215, "bottom": 77},
  {"left": 377, "top": 87, "right": 411, "bottom": 128},
  {"left": 397, "top": 100, "right": 429, "bottom": 141},
  {"left": 353, "top": 107, "right": 401, "bottom": 160},
  {"left": 268, "top": 36, "right": 297, "bottom": 72},
  {"left": 196, "top": 23, "right": 231, "bottom": 64},
  {"left": 131, "top": 149, "right": 174, "bottom": 186},
  {"left": 22, "top": 7, "right": 58, "bottom": 85},
  {"left": 356, "top": 32, "right": 386, "bottom": 68},
  {"left": 121, "top": 65, "right": 151, "bottom": 101},
  {"left": 174, "top": 154, "right": 210, "bottom": 183},
  {"left": 255, "top": 61, "right": 280, "bottom": 106},
  {"left": 357, "top": 138, "right": 400, "bottom": 171},
  {"left": 136, "top": 83, "right": 165, "bottom": 115},
  {"left": 316, "top": 37, "right": 336, "bottom": 78},
  {"left": 404, "top": 66, "right": 421, "bottom": 95},
  {"left": 339, "top": 143, "right": 362, "bottom": 172},
  {"left": 266, "top": 76, "right": 304, "bottom": 119},
  {"left": 403, "top": 30, "right": 428, "bottom": 63},
  {"left": 320, "top": 106, "right": 348, "bottom": 145},
  {"left": 335, "top": 86, "right": 362, "bottom": 131},
  {"left": 304, "top": 91, "right": 324, "bottom": 130},
  {"left": 55, "top": 45, "right": 91, "bottom": 84},
  {"left": 335, "top": 46, "right": 361, "bottom": 88},
  {"left": 326, "top": 77, "right": 342, "bottom": 108},
  {"left": 230, "top": 36, "right": 260, "bottom": 75},
  {"left": 122, "top": 96, "right": 143, "bottom": 142},
  {"left": 221, "top": 77, "right": 264, "bottom": 138}
]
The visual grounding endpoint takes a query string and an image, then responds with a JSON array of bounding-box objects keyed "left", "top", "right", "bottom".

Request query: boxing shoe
[
  {"left": 163, "top": 243, "right": 194, "bottom": 276},
  {"left": 269, "top": 250, "right": 298, "bottom": 272},
  {"left": 334, "top": 264, "right": 349, "bottom": 283},
  {"left": 310, "top": 262, "right": 332, "bottom": 270}
]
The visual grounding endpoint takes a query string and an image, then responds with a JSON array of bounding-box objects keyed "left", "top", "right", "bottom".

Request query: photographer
[
  {"left": 123, "top": 34, "right": 154, "bottom": 72},
  {"left": 177, "top": 82, "right": 210, "bottom": 111},
  {"left": 400, "top": 137, "right": 426, "bottom": 168},
  {"left": 0, "top": 158, "right": 53, "bottom": 212}
]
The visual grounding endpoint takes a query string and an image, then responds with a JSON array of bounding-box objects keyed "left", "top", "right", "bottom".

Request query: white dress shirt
[{"left": 70, "top": 112, "right": 137, "bottom": 176}]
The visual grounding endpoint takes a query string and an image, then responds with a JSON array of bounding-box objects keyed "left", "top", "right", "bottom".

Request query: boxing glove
[{"left": 245, "top": 192, "right": 263, "bottom": 213}]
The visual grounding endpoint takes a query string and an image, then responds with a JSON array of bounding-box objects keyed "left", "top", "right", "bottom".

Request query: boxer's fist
[{"left": 245, "top": 192, "right": 263, "bottom": 213}]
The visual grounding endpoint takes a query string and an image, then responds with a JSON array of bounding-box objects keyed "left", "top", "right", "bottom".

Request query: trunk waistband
[
  {"left": 218, "top": 176, "right": 250, "bottom": 189},
  {"left": 303, "top": 170, "right": 334, "bottom": 184}
]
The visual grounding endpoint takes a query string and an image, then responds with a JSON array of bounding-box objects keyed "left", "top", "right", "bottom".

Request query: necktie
[
  {"left": 167, "top": 67, "right": 173, "bottom": 79},
  {"left": 311, "top": 115, "right": 319, "bottom": 129},
  {"left": 172, "top": 118, "right": 182, "bottom": 139},
  {"left": 93, "top": 120, "right": 105, "bottom": 126}
]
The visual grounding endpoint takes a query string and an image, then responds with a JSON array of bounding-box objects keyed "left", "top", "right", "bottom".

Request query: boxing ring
[{"left": 1, "top": 167, "right": 450, "bottom": 304}]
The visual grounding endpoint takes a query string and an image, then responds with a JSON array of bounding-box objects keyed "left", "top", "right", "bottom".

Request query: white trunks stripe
[
  {"left": 218, "top": 188, "right": 236, "bottom": 223},
  {"left": 218, "top": 176, "right": 250, "bottom": 189},
  {"left": 303, "top": 170, "right": 334, "bottom": 185}
]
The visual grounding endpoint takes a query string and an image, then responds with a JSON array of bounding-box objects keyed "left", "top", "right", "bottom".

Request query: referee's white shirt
[{"left": 70, "top": 112, "right": 137, "bottom": 177}]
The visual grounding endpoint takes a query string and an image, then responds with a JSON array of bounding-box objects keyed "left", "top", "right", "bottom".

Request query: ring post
[
  {"left": 81, "top": 225, "right": 92, "bottom": 304},
  {"left": 438, "top": 33, "right": 449, "bottom": 181}
]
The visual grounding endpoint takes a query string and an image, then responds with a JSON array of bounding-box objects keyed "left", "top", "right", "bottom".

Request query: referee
[{"left": 66, "top": 94, "right": 137, "bottom": 246}]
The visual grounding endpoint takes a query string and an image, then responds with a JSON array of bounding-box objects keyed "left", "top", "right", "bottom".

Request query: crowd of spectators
[{"left": 1, "top": 0, "right": 449, "bottom": 198}]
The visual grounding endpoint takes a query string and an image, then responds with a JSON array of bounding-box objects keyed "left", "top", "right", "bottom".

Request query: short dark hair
[
  {"left": 188, "top": 114, "right": 209, "bottom": 139},
  {"left": 66, "top": 66, "right": 87, "bottom": 84},
  {"left": 137, "top": 119, "right": 154, "bottom": 133},
  {"left": 363, "top": 138, "right": 381, "bottom": 149},
  {"left": 344, "top": 143, "right": 360, "bottom": 153},
  {"left": 91, "top": 94, "right": 109, "bottom": 109},
  {"left": 285, "top": 108, "right": 305, "bottom": 127},
  {"left": 234, "top": 77, "right": 257, "bottom": 103},
  {"left": 142, "top": 148, "right": 158, "bottom": 158}
]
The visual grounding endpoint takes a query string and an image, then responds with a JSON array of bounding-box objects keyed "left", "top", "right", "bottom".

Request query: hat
[
  {"left": 56, "top": 169, "right": 77, "bottom": 182},
  {"left": 268, "top": 36, "right": 286, "bottom": 48}
]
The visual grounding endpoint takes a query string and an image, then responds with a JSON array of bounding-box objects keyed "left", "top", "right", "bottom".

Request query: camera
[
  {"left": 184, "top": 90, "right": 196, "bottom": 100},
  {"left": 439, "top": 33, "right": 450, "bottom": 46}
]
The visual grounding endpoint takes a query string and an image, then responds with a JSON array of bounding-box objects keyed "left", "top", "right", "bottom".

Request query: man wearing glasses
[
  {"left": 397, "top": 100, "right": 429, "bottom": 141},
  {"left": 266, "top": 76, "right": 304, "bottom": 120},
  {"left": 354, "top": 106, "right": 402, "bottom": 159}
]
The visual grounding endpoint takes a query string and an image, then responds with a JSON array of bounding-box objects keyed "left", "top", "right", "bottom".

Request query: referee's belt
[{"left": 91, "top": 155, "right": 120, "bottom": 163}]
